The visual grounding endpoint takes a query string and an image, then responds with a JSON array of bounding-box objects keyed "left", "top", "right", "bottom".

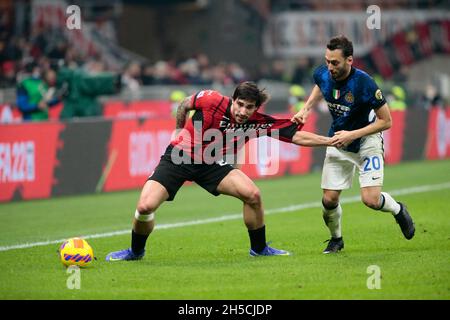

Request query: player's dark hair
[
  {"left": 232, "top": 81, "right": 270, "bottom": 107},
  {"left": 327, "top": 35, "right": 353, "bottom": 58}
]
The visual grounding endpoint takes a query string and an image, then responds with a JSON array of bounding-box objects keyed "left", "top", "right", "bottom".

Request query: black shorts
[{"left": 148, "top": 154, "right": 235, "bottom": 201}]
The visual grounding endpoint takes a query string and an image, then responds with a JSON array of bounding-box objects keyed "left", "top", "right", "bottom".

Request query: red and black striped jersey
[{"left": 168, "top": 90, "right": 303, "bottom": 163}]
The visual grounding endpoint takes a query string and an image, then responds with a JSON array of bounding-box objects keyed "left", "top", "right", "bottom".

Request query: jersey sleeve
[
  {"left": 363, "top": 76, "right": 386, "bottom": 110},
  {"left": 313, "top": 65, "right": 326, "bottom": 87},
  {"left": 191, "top": 90, "right": 225, "bottom": 110},
  {"left": 268, "top": 118, "right": 304, "bottom": 143}
]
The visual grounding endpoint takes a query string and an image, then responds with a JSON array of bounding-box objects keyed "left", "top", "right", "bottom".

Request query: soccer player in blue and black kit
[{"left": 291, "top": 36, "right": 415, "bottom": 253}]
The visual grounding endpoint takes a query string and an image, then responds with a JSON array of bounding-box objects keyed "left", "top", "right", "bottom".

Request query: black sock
[
  {"left": 131, "top": 230, "right": 149, "bottom": 255},
  {"left": 248, "top": 225, "right": 266, "bottom": 253}
]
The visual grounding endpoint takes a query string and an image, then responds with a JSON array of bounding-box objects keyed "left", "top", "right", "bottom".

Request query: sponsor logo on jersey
[
  {"left": 326, "top": 102, "right": 351, "bottom": 116},
  {"left": 219, "top": 119, "right": 274, "bottom": 132}
]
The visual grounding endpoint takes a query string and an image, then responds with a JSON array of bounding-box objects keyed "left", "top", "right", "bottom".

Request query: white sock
[
  {"left": 379, "top": 192, "right": 401, "bottom": 215},
  {"left": 322, "top": 203, "right": 342, "bottom": 239}
]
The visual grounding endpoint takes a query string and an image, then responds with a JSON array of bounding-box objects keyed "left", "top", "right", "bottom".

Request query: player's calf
[
  {"left": 322, "top": 200, "right": 342, "bottom": 239},
  {"left": 362, "top": 196, "right": 382, "bottom": 210},
  {"left": 360, "top": 187, "right": 385, "bottom": 210}
]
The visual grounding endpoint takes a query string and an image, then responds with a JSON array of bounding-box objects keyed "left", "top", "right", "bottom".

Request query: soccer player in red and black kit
[{"left": 106, "top": 81, "right": 337, "bottom": 261}]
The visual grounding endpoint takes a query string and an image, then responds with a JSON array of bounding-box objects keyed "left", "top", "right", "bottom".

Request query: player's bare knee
[
  {"left": 136, "top": 199, "right": 158, "bottom": 215},
  {"left": 243, "top": 188, "right": 262, "bottom": 206},
  {"left": 322, "top": 196, "right": 339, "bottom": 209}
]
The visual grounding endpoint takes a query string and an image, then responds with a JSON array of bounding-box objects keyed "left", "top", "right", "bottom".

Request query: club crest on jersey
[
  {"left": 345, "top": 92, "right": 354, "bottom": 103},
  {"left": 332, "top": 89, "right": 340, "bottom": 100}
]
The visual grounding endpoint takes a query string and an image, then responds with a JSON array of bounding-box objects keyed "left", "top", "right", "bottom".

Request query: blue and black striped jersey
[{"left": 313, "top": 65, "right": 386, "bottom": 153}]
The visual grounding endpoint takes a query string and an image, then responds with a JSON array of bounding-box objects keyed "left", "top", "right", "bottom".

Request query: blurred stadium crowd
[
  {"left": 0, "top": 27, "right": 251, "bottom": 88},
  {"left": 0, "top": 0, "right": 448, "bottom": 122},
  {"left": 0, "top": 21, "right": 326, "bottom": 90}
]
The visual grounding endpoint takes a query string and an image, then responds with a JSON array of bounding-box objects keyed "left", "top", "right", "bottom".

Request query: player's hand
[
  {"left": 331, "top": 130, "right": 356, "bottom": 148},
  {"left": 328, "top": 135, "right": 340, "bottom": 146},
  {"left": 291, "top": 107, "right": 310, "bottom": 124}
]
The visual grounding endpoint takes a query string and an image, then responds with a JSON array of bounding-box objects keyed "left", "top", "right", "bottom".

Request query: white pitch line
[{"left": 1, "top": 182, "right": 449, "bottom": 252}]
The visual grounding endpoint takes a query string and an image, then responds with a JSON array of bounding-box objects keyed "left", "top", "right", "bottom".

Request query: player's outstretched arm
[
  {"left": 175, "top": 96, "right": 195, "bottom": 129},
  {"left": 292, "top": 130, "right": 337, "bottom": 147},
  {"left": 291, "top": 85, "right": 323, "bottom": 124}
]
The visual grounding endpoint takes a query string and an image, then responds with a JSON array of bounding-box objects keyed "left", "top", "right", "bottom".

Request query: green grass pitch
[{"left": 0, "top": 159, "right": 449, "bottom": 299}]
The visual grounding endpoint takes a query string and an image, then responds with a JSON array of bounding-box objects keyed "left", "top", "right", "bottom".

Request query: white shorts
[{"left": 321, "top": 133, "right": 384, "bottom": 190}]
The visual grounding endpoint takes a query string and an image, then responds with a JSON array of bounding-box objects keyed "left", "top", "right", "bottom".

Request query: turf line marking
[{"left": 1, "top": 181, "right": 449, "bottom": 252}]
